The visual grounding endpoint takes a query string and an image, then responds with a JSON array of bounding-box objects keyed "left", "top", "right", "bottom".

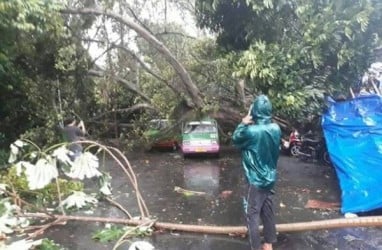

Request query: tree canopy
[
  {"left": 0, "top": 0, "right": 65, "bottom": 146},
  {"left": 196, "top": 0, "right": 382, "bottom": 124}
]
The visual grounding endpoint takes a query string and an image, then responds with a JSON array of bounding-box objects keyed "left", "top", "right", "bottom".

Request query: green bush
[{"left": 20, "top": 126, "right": 61, "bottom": 149}]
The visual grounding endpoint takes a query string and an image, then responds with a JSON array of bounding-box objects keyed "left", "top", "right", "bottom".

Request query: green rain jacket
[{"left": 232, "top": 95, "right": 281, "bottom": 190}]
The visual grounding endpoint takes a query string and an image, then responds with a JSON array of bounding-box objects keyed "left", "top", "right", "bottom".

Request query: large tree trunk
[
  {"left": 235, "top": 79, "right": 246, "bottom": 107},
  {"left": 61, "top": 8, "right": 204, "bottom": 108}
]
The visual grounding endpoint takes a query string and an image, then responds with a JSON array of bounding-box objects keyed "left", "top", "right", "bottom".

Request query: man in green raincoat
[{"left": 232, "top": 95, "right": 281, "bottom": 250}]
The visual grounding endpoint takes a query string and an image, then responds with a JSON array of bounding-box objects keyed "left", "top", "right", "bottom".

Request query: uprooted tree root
[{"left": 22, "top": 213, "right": 382, "bottom": 235}]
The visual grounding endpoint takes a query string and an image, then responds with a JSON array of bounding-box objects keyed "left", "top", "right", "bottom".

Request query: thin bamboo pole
[{"left": 22, "top": 213, "right": 382, "bottom": 235}]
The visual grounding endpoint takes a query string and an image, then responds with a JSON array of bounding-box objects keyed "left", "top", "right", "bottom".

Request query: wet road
[{"left": 45, "top": 147, "right": 382, "bottom": 250}]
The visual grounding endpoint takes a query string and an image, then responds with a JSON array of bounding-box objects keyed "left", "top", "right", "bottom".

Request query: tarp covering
[{"left": 322, "top": 94, "right": 382, "bottom": 213}]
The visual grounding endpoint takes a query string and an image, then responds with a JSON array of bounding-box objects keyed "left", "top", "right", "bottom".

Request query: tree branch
[
  {"left": 90, "top": 103, "right": 158, "bottom": 121},
  {"left": 155, "top": 31, "right": 196, "bottom": 40},
  {"left": 110, "top": 44, "right": 194, "bottom": 107},
  {"left": 61, "top": 7, "right": 204, "bottom": 108},
  {"left": 87, "top": 69, "right": 151, "bottom": 103}
]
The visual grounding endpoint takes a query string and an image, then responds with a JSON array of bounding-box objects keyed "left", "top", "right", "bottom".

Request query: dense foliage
[
  {"left": 0, "top": 0, "right": 98, "bottom": 148},
  {"left": 0, "top": 0, "right": 61, "bottom": 146},
  {"left": 196, "top": 0, "right": 382, "bottom": 125}
]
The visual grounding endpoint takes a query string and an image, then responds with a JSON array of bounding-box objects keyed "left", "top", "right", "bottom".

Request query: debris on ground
[
  {"left": 174, "top": 186, "right": 206, "bottom": 196},
  {"left": 219, "top": 190, "right": 233, "bottom": 199},
  {"left": 305, "top": 199, "right": 340, "bottom": 210}
]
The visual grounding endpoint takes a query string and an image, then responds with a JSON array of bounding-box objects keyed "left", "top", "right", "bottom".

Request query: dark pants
[{"left": 245, "top": 184, "right": 277, "bottom": 250}]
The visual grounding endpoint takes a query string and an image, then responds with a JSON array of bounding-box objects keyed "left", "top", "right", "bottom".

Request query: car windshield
[
  {"left": 184, "top": 124, "right": 217, "bottom": 134},
  {"left": 149, "top": 119, "right": 169, "bottom": 130}
]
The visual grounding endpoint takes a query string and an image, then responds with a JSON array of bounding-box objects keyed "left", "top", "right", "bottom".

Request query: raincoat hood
[{"left": 251, "top": 95, "right": 272, "bottom": 125}]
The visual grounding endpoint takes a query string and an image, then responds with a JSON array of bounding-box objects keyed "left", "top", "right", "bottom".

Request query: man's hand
[{"left": 242, "top": 115, "right": 253, "bottom": 125}]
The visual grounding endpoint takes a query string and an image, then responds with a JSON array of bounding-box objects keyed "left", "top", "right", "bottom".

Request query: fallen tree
[{"left": 61, "top": 7, "right": 204, "bottom": 109}]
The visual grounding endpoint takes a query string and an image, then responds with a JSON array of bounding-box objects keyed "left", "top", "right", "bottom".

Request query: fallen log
[{"left": 22, "top": 213, "right": 382, "bottom": 235}]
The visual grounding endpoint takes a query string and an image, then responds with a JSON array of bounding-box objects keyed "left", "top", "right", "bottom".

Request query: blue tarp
[{"left": 322, "top": 94, "right": 382, "bottom": 214}]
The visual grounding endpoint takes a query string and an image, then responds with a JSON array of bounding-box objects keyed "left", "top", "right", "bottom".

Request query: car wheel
[{"left": 290, "top": 144, "right": 301, "bottom": 157}]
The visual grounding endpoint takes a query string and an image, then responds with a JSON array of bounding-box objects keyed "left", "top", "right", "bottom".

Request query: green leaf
[
  {"left": 344, "top": 26, "right": 353, "bottom": 40},
  {"left": 36, "top": 238, "right": 66, "bottom": 250},
  {"left": 263, "top": 0, "right": 273, "bottom": 9},
  {"left": 92, "top": 226, "right": 125, "bottom": 243}
]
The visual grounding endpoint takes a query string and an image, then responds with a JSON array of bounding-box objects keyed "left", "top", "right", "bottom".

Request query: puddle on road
[
  {"left": 44, "top": 150, "right": 382, "bottom": 250},
  {"left": 183, "top": 160, "right": 220, "bottom": 195}
]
